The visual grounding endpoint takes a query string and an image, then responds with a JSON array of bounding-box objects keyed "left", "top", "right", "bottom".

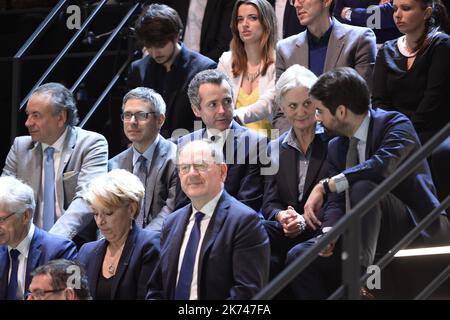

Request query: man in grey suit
[
  {"left": 109, "top": 87, "right": 177, "bottom": 231},
  {"left": 274, "top": 0, "right": 377, "bottom": 131},
  {"left": 2, "top": 83, "right": 108, "bottom": 245}
]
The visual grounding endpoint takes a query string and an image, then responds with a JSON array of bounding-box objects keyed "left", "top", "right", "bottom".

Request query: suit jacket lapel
[
  {"left": 57, "top": 127, "right": 77, "bottom": 212},
  {"left": 197, "top": 192, "right": 229, "bottom": 298},
  {"left": 28, "top": 142, "right": 42, "bottom": 220},
  {"left": 303, "top": 135, "right": 327, "bottom": 199},
  {"left": 26, "top": 228, "right": 43, "bottom": 296},
  {"left": 167, "top": 206, "right": 192, "bottom": 298},
  {"left": 295, "top": 32, "right": 309, "bottom": 67},
  {"left": 324, "top": 19, "right": 345, "bottom": 72},
  {"left": 0, "top": 247, "right": 9, "bottom": 299},
  {"left": 89, "top": 239, "right": 107, "bottom": 299},
  {"left": 110, "top": 226, "right": 137, "bottom": 299},
  {"left": 145, "top": 137, "right": 167, "bottom": 219},
  {"left": 280, "top": 144, "right": 299, "bottom": 205}
]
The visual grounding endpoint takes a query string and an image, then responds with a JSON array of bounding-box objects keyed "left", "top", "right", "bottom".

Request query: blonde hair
[{"left": 85, "top": 169, "right": 145, "bottom": 218}]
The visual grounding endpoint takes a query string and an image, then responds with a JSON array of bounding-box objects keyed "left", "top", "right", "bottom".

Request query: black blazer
[
  {"left": 323, "top": 108, "right": 447, "bottom": 236},
  {"left": 175, "top": 121, "right": 269, "bottom": 212},
  {"left": 147, "top": 191, "right": 270, "bottom": 300},
  {"left": 262, "top": 128, "right": 329, "bottom": 220},
  {"left": 77, "top": 224, "right": 160, "bottom": 300},
  {"left": 127, "top": 45, "right": 216, "bottom": 138},
  {"left": 161, "top": 0, "right": 236, "bottom": 61}
]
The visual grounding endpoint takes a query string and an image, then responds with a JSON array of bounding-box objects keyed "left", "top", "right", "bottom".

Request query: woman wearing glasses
[
  {"left": 217, "top": 0, "right": 277, "bottom": 135},
  {"left": 77, "top": 169, "right": 160, "bottom": 300}
]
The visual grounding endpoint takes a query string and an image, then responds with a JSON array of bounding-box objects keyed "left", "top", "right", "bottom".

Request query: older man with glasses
[
  {"left": 0, "top": 176, "right": 77, "bottom": 300},
  {"left": 109, "top": 87, "right": 177, "bottom": 232},
  {"left": 147, "top": 140, "right": 269, "bottom": 300}
]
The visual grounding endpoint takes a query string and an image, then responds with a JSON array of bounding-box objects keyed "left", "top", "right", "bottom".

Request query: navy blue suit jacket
[
  {"left": 322, "top": 108, "right": 445, "bottom": 234},
  {"left": 0, "top": 227, "right": 78, "bottom": 299},
  {"left": 263, "top": 128, "right": 330, "bottom": 220},
  {"left": 175, "top": 121, "right": 269, "bottom": 212},
  {"left": 77, "top": 224, "right": 160, "bottom": 300},
  {"left": 127, "top": 45, "right": 216, "bottom": 138},
  {"left": 147, "top": 191, "right": 270, "bottom": 300}
]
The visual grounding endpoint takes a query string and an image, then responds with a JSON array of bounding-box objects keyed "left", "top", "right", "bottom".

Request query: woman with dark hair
[
  {"left": 372, "top": 0, "right": 450, "bottom": 144},
  {"left": 217, "top": 0, "right": 277, "bottom": 134},
  {"left": 372, "top": 0, "right": 450, "bottom": 206}
]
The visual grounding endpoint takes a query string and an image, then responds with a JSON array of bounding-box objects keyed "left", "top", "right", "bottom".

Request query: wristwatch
[{"left": 319, "top": 178, "right": 331, "bottom": 194}]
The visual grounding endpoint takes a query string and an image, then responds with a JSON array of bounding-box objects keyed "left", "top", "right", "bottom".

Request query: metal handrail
[
  {"left": 79, "top": 53, "right": 134, "bottom": 128},
  {"left": 415, "top": 264, "right": 450, "bottom": 300},
  {"left": 253, "top": 122, "right": 450, "bottom": 300},
  {"left": 18, "top": 0, "right": 109, "bottom": 110},
  {"left": 70, "top": 2, "right": 140, "bottom": 93}
]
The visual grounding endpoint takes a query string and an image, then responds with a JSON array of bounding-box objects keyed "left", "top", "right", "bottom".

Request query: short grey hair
[
  {"left": 0, "top": 176, "right": 35, "bottom": 218},
  {"left": 32, "top": 82, "right": 79, "bottom": 126},
  {"left": 85, "top": 169, "right": 145, "bottom": 219},
  {"left": 177, "top": 140, "right": 224, "bottom": 165},
  {"left": 122, "top": 87, "right": 166, "bottom": 116},
  {"left": 275, "top": 65, "right": 318, "bottom": 107},
  {"left": 187, "top": 69, "right": 235, "bottom": 108}
]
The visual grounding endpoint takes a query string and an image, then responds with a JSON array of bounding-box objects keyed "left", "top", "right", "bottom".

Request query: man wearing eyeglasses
[
  {"left": 109, "top": 87, "right": 177, "bottom": 231},
  {"left": 27, "top": 259, "right": 91, "bottom": 300},
  {"left": 147, "top": 140, "right": 269, "bottom": 299},
  {"left": 0, "top": 176, "right": 77, "bottom": 300},
  {"left": 175, "top": 69, "right": 269, "bottom": 212},
  {"left": 2, "top": 83, "right": 108, "bottom": 247},
  {"left": 273, "top": 0, "right": 377, "bottom": 132}
]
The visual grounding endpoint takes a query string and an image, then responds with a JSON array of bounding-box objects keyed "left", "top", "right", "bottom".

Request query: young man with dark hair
[{"left": 128, "top": 3, "right": 217, "bottom": 138}]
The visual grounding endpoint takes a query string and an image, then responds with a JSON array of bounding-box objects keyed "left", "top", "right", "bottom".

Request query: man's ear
[
  {"left": 192, "top": 105, "right": 201, "bottom": 118},
  {"left": 64, "top": 287, "right": 76, "bottom": 300},
  {"left": 336, "top": 105, "right": 347, "bottom": 119}
]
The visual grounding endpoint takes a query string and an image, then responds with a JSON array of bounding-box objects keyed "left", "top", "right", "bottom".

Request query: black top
[
  {"left": 372, "top": 32, "right": 450, "bottom": 143},
  {"left": 96, "top": 272, "right": 114, "bottom": 300}
]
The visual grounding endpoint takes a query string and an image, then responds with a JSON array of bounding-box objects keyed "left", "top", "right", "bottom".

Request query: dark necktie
[
  {"left": 133, "top": 155, "right": 148, "bottom": 228},
  {"left": 43, "top": 147, "right": 55, "bottom": 231},
  {"left": 345, "top": 137, "right": 359, "bottom": 213},
  {"left": 175, "top": 212, "right": 205, "bottom": 300},
  {"left": 7, "top": 249, "right": 21, "bottom": 300}
]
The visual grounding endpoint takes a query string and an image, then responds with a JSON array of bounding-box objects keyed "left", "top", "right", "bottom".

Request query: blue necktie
[
  {"left": 7, "top": 249, "right": 20, "bottom": 300},
  {"left": 43, "top": 147, "right": 55, "bottom": 231},
  {"left": 175, "top": 212, "right": 205, "bottom": 300},
  {"left": 133, "top": 155, "right": 147, "bottom": 228}
]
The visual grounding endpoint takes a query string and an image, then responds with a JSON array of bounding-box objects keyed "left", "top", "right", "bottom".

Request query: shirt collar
[
  {"left": 353, "top": 112, "right": 371, "bottom": 143},
  {"left": 132, "top": 134, "right": 160, "bottom": 166},
  {"left": 283, "top": 122, "right": 325, "bottom": 150},
  {"left": 307, "top": 18, "right": 334, "bottom": 46},
  {"left": 205, "top": 124, "right": 232, "bottom": 142},
  {"left": 8, "top": 224, "right": 35, "bottom": 259},
  {"left": 191, "top": 190, "right": 224, "bottom": 218},
  {"left": 41, "top": 126, "right": 69, "bottom": 154}
]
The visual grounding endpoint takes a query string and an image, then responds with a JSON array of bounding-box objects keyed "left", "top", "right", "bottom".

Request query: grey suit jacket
[
  {"left": 2, "top": 126, "right": 108, "bottom": 239},
  {"left": 108, "top": 135, "right": 177, "bottom": 232},
  {"left": 274, "top": 18, "right": 377, "bottom": 132}
]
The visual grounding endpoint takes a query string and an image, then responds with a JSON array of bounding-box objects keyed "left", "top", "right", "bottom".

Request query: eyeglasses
[
  {"left": 121, "top": 111, "right": 156, "bottom": 122},
  {"left": 0, "top": 212, "right": 16, "bottom": 224},
  {"left": 177, "top": 163, "right": 211, "bottom": 175},
  {"left": 26, "top": 288, "right": 65, "bottom": 299}
]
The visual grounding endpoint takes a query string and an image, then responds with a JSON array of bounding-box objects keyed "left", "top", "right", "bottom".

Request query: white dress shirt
[
  {"left": 176, "top": 190, "right": 224, "bottom": 300},
  {"left": 184, "top": 0, "right": 208, "bottom": 52}
]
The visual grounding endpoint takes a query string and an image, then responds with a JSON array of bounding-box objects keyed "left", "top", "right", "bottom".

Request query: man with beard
[
  {"left": 127, "top": 3, "right": 217, "bottom": 139},
  {"left": 286, "top": 67, "right": 449, "bottom": 299}
]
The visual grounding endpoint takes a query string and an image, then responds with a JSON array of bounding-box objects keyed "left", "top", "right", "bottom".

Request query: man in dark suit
[
  {"left": 175, "top": 69, "right": 270, "bottom": 212},
  {"left": 273, "top": 0, "right": 377, "bottom": 132},
  {"left": 0, "top": 176, "right": 77, "bottom": 300},
  {"left": 2, "top": 83, "right": 108, "bottom": 245},
  {"left": 127, "top": 3, "right": 217, "bottom": 138},
  {"left": 158, "top": 0, "right": 236, "bottom": 62},
  {"left": 287, "top": 67, "right": 449, "bottom": 299},
  {"left": 109, "top": 87, "right": 177, "bottom": 231},
  {"left": 147, "top": 140, "right": 269, "bottom": 300}
]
